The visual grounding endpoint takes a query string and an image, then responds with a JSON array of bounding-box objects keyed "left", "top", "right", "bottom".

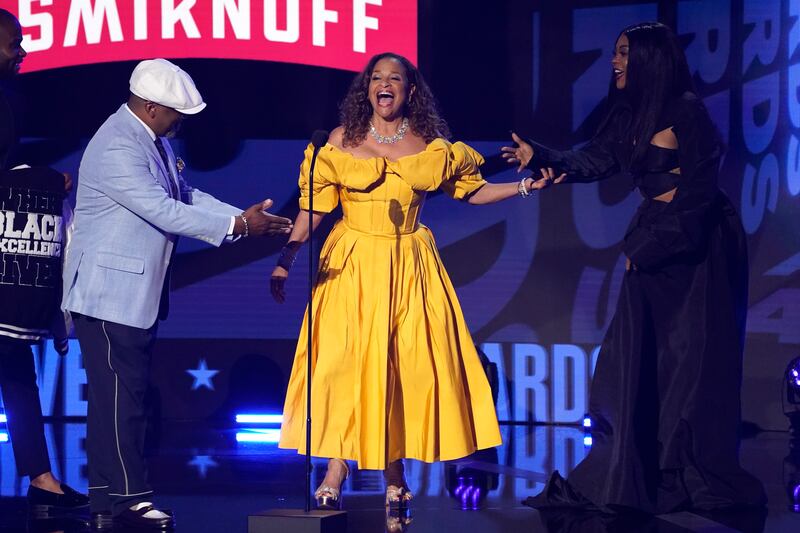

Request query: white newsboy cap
[{"left": 129, "top": 58, "right": 206, "bottom": 115}]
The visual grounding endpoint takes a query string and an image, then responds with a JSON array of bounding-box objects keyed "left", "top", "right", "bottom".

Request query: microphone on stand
[
  {"left": 305, "top": 129, "right": 329, "bottom": 513},
  {"left": 311, "top": 130, "right": 330, "bottom": 150}
]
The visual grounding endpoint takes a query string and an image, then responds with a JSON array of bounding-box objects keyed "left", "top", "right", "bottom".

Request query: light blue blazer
[{"left": 63, "top": 104, "right": 240, "bottom": 329}]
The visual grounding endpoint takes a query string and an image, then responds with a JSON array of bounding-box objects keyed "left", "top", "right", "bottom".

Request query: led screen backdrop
[{"left": 0, "top": 0, "right": 797, "bottom": 434}]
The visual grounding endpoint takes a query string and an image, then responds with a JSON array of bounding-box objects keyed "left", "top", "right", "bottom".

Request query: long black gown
[{"left": 524, "top": 93, "right": 767, "bottom": 513}]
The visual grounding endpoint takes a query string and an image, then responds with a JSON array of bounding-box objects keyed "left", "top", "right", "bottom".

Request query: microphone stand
[
  {"left": 249, "top": 131, "right": 345, "bottom": 532},
  {"left": 305, "top": 142, "right": 320, "bottom": 513}
]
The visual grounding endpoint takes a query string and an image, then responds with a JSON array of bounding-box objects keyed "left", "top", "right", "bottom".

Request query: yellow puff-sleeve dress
[{"left": 278, "top": 138, "right": 503, "bottom": 470}]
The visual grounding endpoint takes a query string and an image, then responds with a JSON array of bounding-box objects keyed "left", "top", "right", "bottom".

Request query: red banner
[{"left": 2, "top": 0, "right": 417, "bottom": 73}]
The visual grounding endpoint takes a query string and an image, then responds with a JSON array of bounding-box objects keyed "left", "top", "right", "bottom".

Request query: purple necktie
[{"left": 154, "top": 137, "right": 179, "bottom": 199}]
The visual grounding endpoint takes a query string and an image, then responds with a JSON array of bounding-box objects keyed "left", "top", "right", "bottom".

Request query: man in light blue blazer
[{"left": 63, "top": 59, "right": 292, "bottom": 530}]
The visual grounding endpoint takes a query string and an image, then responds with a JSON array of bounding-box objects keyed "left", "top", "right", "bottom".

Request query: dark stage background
[{"left": 0, "top": 0, "right": 797, "bottom": 437}]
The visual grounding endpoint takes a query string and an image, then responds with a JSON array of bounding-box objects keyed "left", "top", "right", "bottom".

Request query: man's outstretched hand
[{"left": 236, "top": 199, "right": 293, "bottom": 236}]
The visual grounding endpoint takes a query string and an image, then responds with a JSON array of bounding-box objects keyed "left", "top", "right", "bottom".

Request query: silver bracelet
[
  {"left": 239, "top": 214, "right": 249, "bottom": 238},
  {"left": 518, "top": 177, "right": 531, "bottom": 198}
]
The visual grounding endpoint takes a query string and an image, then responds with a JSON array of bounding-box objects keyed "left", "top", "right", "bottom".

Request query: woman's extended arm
[
  {"left": 502, "top": 132, "right": 621, "bottom": 183},
  {"left": 467, "top": 168, "right": 565, "bottom": 205},
  {"left": 502, "top": 105, "right": 631, "bottom": 182}
]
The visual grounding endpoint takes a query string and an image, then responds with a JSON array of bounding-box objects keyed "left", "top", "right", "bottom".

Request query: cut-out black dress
[{"left": 524, "top": 93, "right": 767, "bottom": 513}]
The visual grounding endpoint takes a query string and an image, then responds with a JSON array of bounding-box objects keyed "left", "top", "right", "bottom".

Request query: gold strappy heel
[
  {"left": 314, "top": 458, "right": 349, "bottom": 510},
  {"left": 385, "top": 485, "right": 413, "bottom": 511},
  {"left": 384, "top": 459, "right": 413, "bottom": 511}
]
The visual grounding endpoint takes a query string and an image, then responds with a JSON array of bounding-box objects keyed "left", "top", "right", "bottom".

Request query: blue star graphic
[
  {"left": 188, "top": 454, "right": 218, "bottom": 478},
  {"left": 186, "top": 359, "right": 220, "bottom": 391}
]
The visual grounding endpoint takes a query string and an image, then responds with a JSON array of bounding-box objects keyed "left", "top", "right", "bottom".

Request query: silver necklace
[{"left": 369, "top": 118, "right": 409, "bottom": 144}]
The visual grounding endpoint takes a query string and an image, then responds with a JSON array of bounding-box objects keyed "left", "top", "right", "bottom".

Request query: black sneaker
[{"left": 28, "top": 483, "right": 90, "bottom": 518}]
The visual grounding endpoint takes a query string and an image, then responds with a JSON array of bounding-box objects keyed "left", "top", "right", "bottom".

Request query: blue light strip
[
  {"left": 235, "top": 414, "right": 283, "bottom": 424},
  {"left": 235, "top": 429, "right": 280, "bottom": 443}
]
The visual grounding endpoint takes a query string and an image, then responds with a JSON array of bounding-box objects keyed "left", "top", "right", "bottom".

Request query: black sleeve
[
  {"left": 623, "top": 95, "right": 722, "bottom": 269},
  {"left": 525, "top": 106, "right": 627, "bottom": 183},
  {"left": 0, "top": 91, "right": 16, "bottom": 170}
]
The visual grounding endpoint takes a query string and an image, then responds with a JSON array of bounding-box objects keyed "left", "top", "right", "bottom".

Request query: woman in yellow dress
[{"left": 270, "top": 52, "right": 559, "bottom": 510}]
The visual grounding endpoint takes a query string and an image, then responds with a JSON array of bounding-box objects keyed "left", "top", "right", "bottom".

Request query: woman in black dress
[{"left": 502, "top": 21, "right": 766, "bottom": 513}]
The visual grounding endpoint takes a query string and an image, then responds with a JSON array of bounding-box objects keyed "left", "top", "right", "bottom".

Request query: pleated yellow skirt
[{"left": 279, "top": 220, "right": 502, "bottom": 470}]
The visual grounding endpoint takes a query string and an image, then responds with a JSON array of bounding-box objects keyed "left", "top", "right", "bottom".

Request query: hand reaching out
[
  {"left": 501, "top": 132, "right": 535, "bottom": 173},
  {"left": 238, "top": 199, "right": 293, "bottom": 236}
]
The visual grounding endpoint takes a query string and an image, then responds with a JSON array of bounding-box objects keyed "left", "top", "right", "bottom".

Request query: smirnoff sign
[{"left": 2, "top": 0, "right": 417, "bottom": 72}]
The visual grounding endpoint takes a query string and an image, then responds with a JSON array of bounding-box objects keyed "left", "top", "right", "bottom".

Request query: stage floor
[{"left": 0, "top": 422, "right": 795, "bottom": 532}]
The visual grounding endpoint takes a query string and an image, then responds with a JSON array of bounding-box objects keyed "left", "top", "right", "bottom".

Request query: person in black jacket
[
  {"left": 0, "top": 8, "right": 21, "bottom": 169},
  {"left": 503, "top": 22, "right": 766, "bottom": 513},
  {"left": 0, "top": 8, "right": 88, "bottom": 517}
]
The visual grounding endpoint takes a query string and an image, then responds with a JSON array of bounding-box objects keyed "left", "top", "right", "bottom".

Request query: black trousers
[
  {"left": 0, "top": 339, "right": 51, "bottom": 479},
  {"left": 73, "top": 314, "right": 157, "bottom": 515}
]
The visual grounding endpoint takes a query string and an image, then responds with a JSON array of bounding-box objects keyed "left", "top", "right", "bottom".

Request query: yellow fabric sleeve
[
  {"left": 439, "top": 141, "right": 487, "bottom": 200},
  {"left": 298, "top": 144, "right": 339, "bottom": 213}
]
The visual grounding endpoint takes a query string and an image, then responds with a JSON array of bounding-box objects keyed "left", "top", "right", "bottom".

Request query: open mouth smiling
[{"left": 377, "top": 91, "right": 395, "bottom": 107}]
